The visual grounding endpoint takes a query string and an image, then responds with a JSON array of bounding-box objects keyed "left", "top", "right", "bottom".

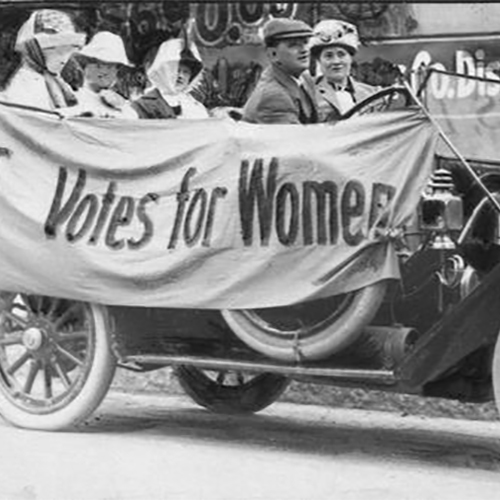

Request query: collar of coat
[
  {"left": 266, "top": 63, "right": 316, "bottom": 100},
  {"left": 315, "top": 75, "right": 367, "bottom": 110}
]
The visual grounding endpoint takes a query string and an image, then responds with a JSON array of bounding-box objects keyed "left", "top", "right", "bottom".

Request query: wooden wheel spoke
[
  {"left": 18, "top": 295, "right": 35, "bottom": 315},
  {"left": 55, "top": 330, "right": 89, "bottom": 343},
  {"left": 54, "top": 303, "right": 83, "bottom": 329},
  {"left": 53, "top": 360, "right": 71, "bottom": 389},
  {"left": 7, "top": 350, "right": 31, "bottom": 375},
  {"left": 23, "top": 361, "right": 40, "bottom": 394},
  {"left": 35, "top": 295, "right": 44, "bottom": 314},
  {"left": 0, "top": 331, "right": 24, "bottom": 346},
  {"left": 3, "top": 311, "right": 28, "bottom": 329},
  {"left": 43, "top": 365, "right": 52, "bottom": 399},
  {"left": 47, "top": 298, "right": 62, "bottom": 319},
  {"left": 55, "top": 345, "right": 83, "bottom": 367},
  {"left": 216, "top": 371, "right": 226, "bottom": 385},
  {"left": 237, "top": 372, "right": 245, "bottom": 386}
]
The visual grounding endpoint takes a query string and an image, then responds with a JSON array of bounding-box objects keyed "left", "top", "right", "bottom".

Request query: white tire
[
  {"left": 491, "top": 331, "right": 500, "bottom": 416},
  {"left": 0, "top": 295, "right": 116, "bottom": 431},
  {"left": 222, "top": 281, "right": 387, "bottom": 362}
]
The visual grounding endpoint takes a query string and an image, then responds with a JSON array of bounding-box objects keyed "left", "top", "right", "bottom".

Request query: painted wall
[
  {"left": 409, "top": 3, "right": 500, "bottom": 36},
  {"left": 1, "top": 3, "right": 500, "bottom": 105}
]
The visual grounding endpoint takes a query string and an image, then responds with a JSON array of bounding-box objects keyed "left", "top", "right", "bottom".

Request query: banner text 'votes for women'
[{"left": 0, "top": 105, "right": 436, "bottom": 308}]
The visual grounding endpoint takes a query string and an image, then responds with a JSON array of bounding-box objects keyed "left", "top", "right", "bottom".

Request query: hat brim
[
  {"left": 36, "top": 32, "right": 85, "bottom": 49},
  {"left": 76, "top": 53, "right": 133, "bottom": 68},
  {"left": 266, "top": 31, "right": 313, "bottom": 42},
  {"left": 312, "top": 42, "right": 357, "bottom": 56}
]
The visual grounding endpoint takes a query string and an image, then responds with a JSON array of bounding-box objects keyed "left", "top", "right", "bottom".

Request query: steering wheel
[{"left": 341, "top": 86, "right": 414, "bottom": 120}]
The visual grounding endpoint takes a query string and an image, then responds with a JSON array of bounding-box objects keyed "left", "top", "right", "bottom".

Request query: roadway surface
[{"left": 1, "top": 391, "right": 500, "bottom": 500}]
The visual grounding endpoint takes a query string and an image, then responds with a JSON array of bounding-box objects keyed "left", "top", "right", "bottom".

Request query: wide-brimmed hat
[
  {"left": 15, "top": 9, "right": 85, "bottom": 51},
  {"left": 263, "top": 18, "right": 313, "bottom": 45},
  {"left": 310, "top": 19, "right": 360, "bottom": 56},
  {"left": 77, "top": 31, "right": 133, "bottom": 67}
]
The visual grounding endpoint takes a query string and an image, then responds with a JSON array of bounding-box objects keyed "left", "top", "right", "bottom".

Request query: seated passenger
[
  {"left": 132, "top": 37, "right": 208, "bottom": 120},
  {"left": 0, "top": 9, "right": 85, "bottom": 110},
  {"left": 242, "top": 18, "right": 318, "bottom": 125},
  {"left": 74, "top": 31, "right": 137, "bottom": 119},
  {"left": 310, "top": 20, "right": 379, "bottom": 122}
]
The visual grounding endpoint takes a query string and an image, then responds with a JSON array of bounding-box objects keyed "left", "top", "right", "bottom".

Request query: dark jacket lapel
[{"left": 268, "top": 65, "right": 317, "bottom": 123}]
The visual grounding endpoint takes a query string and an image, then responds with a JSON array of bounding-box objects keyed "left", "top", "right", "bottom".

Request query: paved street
[{"left": 1, "top": 391, "right": 500, "bottom": 500}]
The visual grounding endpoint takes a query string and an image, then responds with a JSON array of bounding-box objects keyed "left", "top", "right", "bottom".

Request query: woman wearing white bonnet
[
  {"left": 0, "top": 9, "right": 85, "bottom": 110},
  {"left": 74, "top": 31, "right": 137, "bottom": 118},
  {"left": 310, "top": 19, "right": 379, "bottom": 122},
  {"left": 132, "top": 35, "right": 208, "bottom": 120}
]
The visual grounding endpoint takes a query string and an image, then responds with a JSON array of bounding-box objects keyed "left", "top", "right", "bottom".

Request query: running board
[{"left": 123, "top": 354, "right": 397, "bottom": 385}]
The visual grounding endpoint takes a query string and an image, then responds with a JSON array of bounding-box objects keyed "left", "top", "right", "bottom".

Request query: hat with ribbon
[
  {"left": 310, "top": 19, "right": 360, "bottom": 56},
  {"left": 15, "top": 10, "right": 85, "bottom": 51}
]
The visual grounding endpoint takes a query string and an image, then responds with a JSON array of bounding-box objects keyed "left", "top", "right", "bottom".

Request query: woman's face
[
  {"left": 84, "top": 61, "right": 119, "bottom": 91},
  {"left": 318, "top": 46, "right": 353, "bottom": 86},
  {"left": 43, "top": 45, "right": 78, "bottom": 75},
  {"left": 175, "top": 63, "right": 192, "bottom": 92}
]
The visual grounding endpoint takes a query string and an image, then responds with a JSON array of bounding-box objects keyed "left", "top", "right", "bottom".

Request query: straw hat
[
  {"left": 310, "top": 19, "right": 360, "bottom": 56},
  {"left": 78, "top": 31, "right": 132, "bottom": 67},
  {"left": 15, "top": 9, "right": 85, "bottom": 51}
]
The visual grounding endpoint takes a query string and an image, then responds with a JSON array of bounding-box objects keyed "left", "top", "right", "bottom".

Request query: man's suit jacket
[
  {"left": 315, "top": 76, "right": 379, "bottom": 122},
  {"left": 243, "top": 64, "right": 318, "bottom": 124}
]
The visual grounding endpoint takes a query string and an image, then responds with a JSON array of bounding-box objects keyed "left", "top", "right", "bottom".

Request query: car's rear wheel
[
  {"left": 0, "top": 293, "right": 115, "bottom": 431},
  {"left": 175, "top": 365, "right": 289, "bottom": 414}
]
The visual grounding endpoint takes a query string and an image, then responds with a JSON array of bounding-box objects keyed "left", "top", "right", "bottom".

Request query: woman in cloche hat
[
  {"left": 74, "top": 31, "right": 137, "bottom": 118},
  {"left": 0, "top": 9, "right": 85, "bottom": 110},
  {"left": 310, "top": 19, "right": 379, "bottom": 122}
]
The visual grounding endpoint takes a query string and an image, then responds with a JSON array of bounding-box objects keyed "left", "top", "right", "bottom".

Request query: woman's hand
[
  {"left": 57, "top": 105, "right": 94, "bottom": 118},
  {"left": 99, "top": 89, "right": 127, "bottom": 110},
  {"left": 210, "top": 106, "right": 243, "bottom": 121},
  {"left": 58, "top": 105, "right": 116, "bottom": 119}
]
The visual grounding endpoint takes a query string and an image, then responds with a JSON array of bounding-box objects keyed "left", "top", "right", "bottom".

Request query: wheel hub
[{"left": 22, "top": 327, "right": 45, "bottom": 351}]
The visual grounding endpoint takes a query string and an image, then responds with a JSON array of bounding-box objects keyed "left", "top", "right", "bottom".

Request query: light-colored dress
[
  {"left": 75, "top": 86, "right": 137, "bottom": 119},
  {"left": 162, "top": 92, "right": 209, "bottom": 120},
  {"left": 0, "top": 65, "right": 57, "bottom": 110}
]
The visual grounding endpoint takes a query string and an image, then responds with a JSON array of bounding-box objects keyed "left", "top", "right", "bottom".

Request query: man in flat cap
[{"left": 243, "top": 18, "right": 318, "bottom": 124}]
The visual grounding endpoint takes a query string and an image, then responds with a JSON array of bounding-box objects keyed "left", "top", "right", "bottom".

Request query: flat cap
[{"left": 263, "top": 18, "right": 313, "bottom": 43}]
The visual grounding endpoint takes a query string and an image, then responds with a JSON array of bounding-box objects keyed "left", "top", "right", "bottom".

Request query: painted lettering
[
  {"left": 239, "top": 158, "right": 278, "bottom": 246},
  {"left": 44, "top": 167, "right": 157, "bottom": 249}
]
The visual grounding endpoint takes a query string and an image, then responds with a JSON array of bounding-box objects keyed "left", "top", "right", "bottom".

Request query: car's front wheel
[{"left": 0, "top": 294, "right": 116, "bottom": 431}]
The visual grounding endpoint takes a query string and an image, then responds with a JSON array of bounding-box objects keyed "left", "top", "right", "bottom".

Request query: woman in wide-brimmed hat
[
  {"left": 0, "top": 9, "right": 85, "bottom": 110},
  {"left": 310, "top": 19, "right": 379, "bottom": 122},
  {"left": 74, "top": 31, "right": 137, "bottom": 118},
  {"left": 132, "top": 36, "right": 208, "bottom": 120}
]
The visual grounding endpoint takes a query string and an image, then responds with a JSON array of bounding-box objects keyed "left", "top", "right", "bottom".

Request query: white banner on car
[{"left": 0, "top": 104, "right": 437, "bottom": 308}]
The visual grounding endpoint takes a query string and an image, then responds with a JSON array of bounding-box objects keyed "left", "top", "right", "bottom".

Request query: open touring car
[{"left": 1, "top": 3, "right": 500, "bottom": 432}]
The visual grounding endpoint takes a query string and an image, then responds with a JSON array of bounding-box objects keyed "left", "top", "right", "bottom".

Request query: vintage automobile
[
  {"left": 1, "top": 4, "right": 500, "bottom": 432},
  {"left": 0, "top": 76, "right": 499, "bottom": 431}
]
